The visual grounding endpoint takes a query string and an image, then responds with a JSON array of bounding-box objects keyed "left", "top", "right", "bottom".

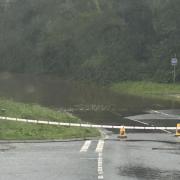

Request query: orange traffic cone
[
  {"left": 175, "top": 124, "right": 180, "bottom": 137},
  {"left": 118, "top": 126, "right": 127, "bottom": 138}
]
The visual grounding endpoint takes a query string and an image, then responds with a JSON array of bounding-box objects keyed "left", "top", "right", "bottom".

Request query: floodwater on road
[
  {"left": 0, "top": 73, "right": 180, "bottom": 180},
  {"left": 0, "top": 73, "right": 180, "bottom": 127}
]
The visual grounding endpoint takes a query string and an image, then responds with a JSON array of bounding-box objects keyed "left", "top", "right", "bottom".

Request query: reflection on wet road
[{"left": 104, "top": 133, "right": 180, "bottom": 180}]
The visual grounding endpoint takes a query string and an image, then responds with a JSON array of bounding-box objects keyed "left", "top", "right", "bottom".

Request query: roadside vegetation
[
  {"left": 0, "top": 98, "right": 100, "bottom": 140},
  {"left": 1, "top": 0, "right": 180, "bottom": 84},
  {"left": 111, "top": 81, "right": 180, "bottom": 101}
]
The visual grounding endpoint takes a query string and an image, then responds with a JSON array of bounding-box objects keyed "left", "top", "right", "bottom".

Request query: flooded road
[
  {"left": 0, "top": 73, "right": 180, "bottom": 127},
  {"left": 0, "top": 73, "right": 180, "bottom": 179}
]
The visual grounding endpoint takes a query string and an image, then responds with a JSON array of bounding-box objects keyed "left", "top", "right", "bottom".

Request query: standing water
[{"left": 0, "top": 73, "right": 179, "bottom": 126}]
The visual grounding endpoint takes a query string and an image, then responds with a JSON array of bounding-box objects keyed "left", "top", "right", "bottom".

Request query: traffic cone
[
  {"left": 175, "top": 123, "right": 180, "bottom": 137},
  {"left": 118, "top": 126, "right": 127, "bottom": 138}
]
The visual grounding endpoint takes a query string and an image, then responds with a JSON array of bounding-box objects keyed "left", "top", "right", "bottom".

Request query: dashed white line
[
  {"left": 98, "top": 175, "right": 104, "bottom": 179},
  {"left": 95, "top": 140, "right": 104, "bottom": 153},
  {"left": 80, "top": 140, "right": 91, "bottom": 152},
  {"left": 97, "top": 152, "right": 104, "bottom": 179},
  {"left": 96, "top": 140, "right": 104, "bottom": 179}
]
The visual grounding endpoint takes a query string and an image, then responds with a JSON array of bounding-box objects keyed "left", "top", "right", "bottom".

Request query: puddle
[{"left": 119, "top": 166, "right": 180, "bottom": 180}]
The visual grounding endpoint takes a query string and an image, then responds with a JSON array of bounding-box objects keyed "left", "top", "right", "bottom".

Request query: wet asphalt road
[
  {"left": 0, "top": 133, "right": 180, "bottom": 180},
  {"left": 1, "top": 109, "right": 180, "bottom": 180},
  {"left": 104, "top": 133, "right": 180, "bottom": 180}
]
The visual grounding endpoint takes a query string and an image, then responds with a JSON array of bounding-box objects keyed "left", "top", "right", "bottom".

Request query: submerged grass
[
  {"left": 111, "top": 81, "right": 180, "bottom": 101},
  {"left": 0, "top": 98, "right": 100, "bottom": 140}
]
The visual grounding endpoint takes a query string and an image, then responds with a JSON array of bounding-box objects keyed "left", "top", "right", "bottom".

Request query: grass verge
[
  {"left": 110, "top": 81, "right": 180, "bottom": 101},
  {"left": 0, "top": 98, "right": 100, "bottom": 140}
]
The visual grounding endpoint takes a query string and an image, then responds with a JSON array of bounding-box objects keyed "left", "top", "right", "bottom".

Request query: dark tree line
[{"left": 0, "top": 0, "right": 180, "bottom": 83}]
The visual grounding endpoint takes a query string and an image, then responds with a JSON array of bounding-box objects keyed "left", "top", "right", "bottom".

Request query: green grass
[
  {"left": 110, "top": 81, "right": 180, "bottom": 101},
  {"left": 0, "top": 120, "right": 99, "bottom": 140},
  {"left": 0, "top": 98, "right": 78, "bottom": 122},
  {"left": 0, "top": 98, "right": 100, "bottom": 140}
]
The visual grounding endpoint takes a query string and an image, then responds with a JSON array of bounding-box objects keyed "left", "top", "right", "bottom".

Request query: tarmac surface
[
  {"left": 1, "top": 109, "right": 180, "bottom": 180},
  {"left": 0, "top": 133, "right": 180, "bottom": 180}
]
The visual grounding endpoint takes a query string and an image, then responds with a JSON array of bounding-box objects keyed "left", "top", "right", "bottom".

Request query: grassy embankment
[
  {"left": 0, "top": 99, "right": 100, "bottom": 140},
  {"left": 111, "top": 81, "right": 180, "bottom": 101}
]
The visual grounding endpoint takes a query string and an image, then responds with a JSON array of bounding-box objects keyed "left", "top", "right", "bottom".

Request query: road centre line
[
  {"left": 96, "top": 140, "right": 104, "bottom": 179},
  {"left": 80, "top": 140, "right": 91, "bottom": 152},
  {"left": 97, "top": 149, "right": 104, "bottom": 179}
]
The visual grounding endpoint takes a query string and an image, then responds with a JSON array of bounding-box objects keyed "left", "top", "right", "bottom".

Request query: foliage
[
  {"left": 0, "top": 0, "right": 180, "bottom": 83},
  {"left": 111, "top": 81, "right": 180, "bottom": 101}
]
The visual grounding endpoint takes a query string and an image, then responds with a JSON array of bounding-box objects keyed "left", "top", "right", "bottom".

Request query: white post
[{"left": 173, "top": 64, "right": 176, "bottom": 83}]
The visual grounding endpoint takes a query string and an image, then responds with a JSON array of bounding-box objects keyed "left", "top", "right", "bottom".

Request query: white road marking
[
  {"left": 98, "top": 175, "right": 104, "bottom": 179},
  {"left": 95, "top": 140, "right": 104, "bottom": 153},
  {"left": 161, "top": 129, "right": 172, "bottom": 133},
  {"left": 112, "top": 111, "right": 148, "bottom": 125},
  {"left": 152, "top": 110, "right": 169, "bottom": 116},
  {"left": 80, "top": 140, "right": 91, "bottom": 152},
  {"left": 128, "top": 118, "right": 149, "bottom": 125},
  {"left": 124, "top": 110, "right": 173, "bottom": 134},
  {"left": 96, "top": 140, "right": 104, "bottom": 179},
  {"left": 80, "top": 140, "right": 105, "bottom": 179},
  {"left": 97, "top": 152, "right": 104, "bottom": 179},
  {"left": 150, "top": 110, "right": 173, "bottom": 133},
  {"left": 128, "top": 118, "right": 172, "bottom": 134}
]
